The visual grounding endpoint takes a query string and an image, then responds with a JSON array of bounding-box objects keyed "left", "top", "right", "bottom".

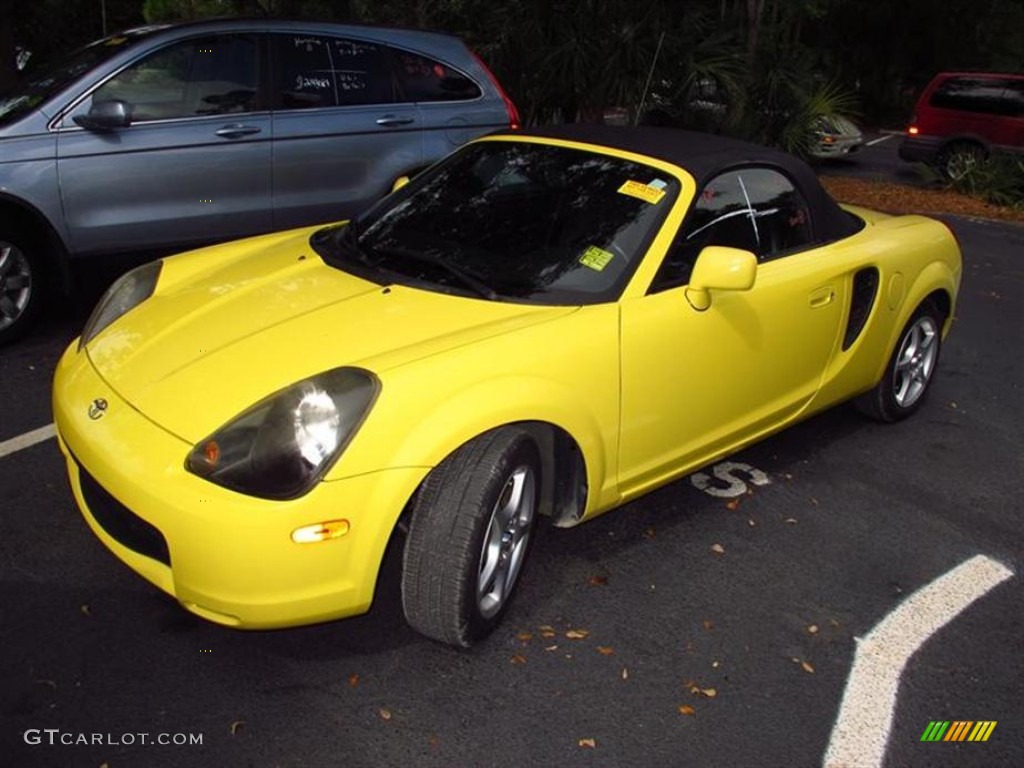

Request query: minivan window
[
  {"left": 90, "top": 34, "right": 259, "bottom": 121},
  {"left": 274, "top": 34, "right": 396, "bottom": 108},
  {"left": 394, "top": 50, "right": 481, "bottom": 102},
  {"left": 930, "top": 77, "right": 1018, "bottom": 116}
]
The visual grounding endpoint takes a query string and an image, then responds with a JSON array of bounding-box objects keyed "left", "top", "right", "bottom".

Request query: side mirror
[
  {"left": 391, "top": 175, "right": 410, "bottom": 193},
  {"left": 685, "top": 246, "right": 757, "bottom": 311},
  {"left": 73, "top": 99, "right": 132, "bottom": 131}
]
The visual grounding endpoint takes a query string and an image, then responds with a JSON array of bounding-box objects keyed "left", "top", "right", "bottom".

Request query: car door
[
  {"left": 618, "top": 167, "right": 848, "bottom": 493},
  {"left": 269, "top": 33, "right": 422, "bottom": 230},
  {"left": 56, "top": 33, "right": 271, "bottom": 255}
]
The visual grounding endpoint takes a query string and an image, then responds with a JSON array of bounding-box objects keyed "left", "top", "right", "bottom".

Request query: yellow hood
[{"left": 85, "top": 228, "right": 575, "bottom": 442}]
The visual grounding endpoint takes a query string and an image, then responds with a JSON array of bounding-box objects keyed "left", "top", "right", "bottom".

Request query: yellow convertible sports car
[{"left": 53, "top": 126, "right": 962, "bottom": 647}]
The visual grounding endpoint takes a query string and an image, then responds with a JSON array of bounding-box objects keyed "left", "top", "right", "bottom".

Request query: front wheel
[
  {"left": 856, "top": 302, "right": 943, "bottom": 422},
  {"left": 0, "top": 235, "right": 45, "bottom": 346},
  {"left": 402, "top": 428, "right": 540, "bottom": 647}
]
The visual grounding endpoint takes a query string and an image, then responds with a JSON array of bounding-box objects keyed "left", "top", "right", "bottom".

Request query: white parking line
[
  {"left": 865, "top": 134, "right": 895, "bottom": 147},
  {"left": 0, "top": 423, "right": 56, "bottom": 459},
  {"left": 823, "top": 555, "right": 1014, "bottom": 768}
]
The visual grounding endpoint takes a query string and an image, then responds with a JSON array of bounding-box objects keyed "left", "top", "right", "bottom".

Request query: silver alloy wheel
[
  {"left": 477, "top": 464, "right": 536, "bottom": 619},
  {"left": 944, "top": 148, "right": 980, "bottom": 180},
  {"left": 892, "top": 315, "right": 938, "bottom": 408},
  {"left": 0, "top": 241, "right": 33, "bottom": 332}
]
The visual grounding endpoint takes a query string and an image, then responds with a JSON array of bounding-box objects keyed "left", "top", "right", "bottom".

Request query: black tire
[
  {"left": 938, "top": 141, "right": 984, "bottom": 180},
  {"left": 402, "top": 428, "right": 540, "bottom": 648},
  {"left": 0, "top": 232, "right": 46, "bottom": 346},
  {"left": 855, "top": 301, "right": 943, "bottom": 422}
]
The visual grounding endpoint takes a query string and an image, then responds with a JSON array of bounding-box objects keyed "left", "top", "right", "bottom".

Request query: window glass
[
  {"left": 1001, "top": 81, "right": 1024, "bottom": 117},
  {"left": 651, "top": 167, "right": 812, "bottom": 291},
  {"left": 2, "top": 32, "right": 149, "bottom": 127},
  {"left": 394, "top": 50, "right": 481, "bottom": 102},
  {"left": 274, "top": 35, "right": 394, "bottom": 109},
  {"left": 930, "top": 77, "right": 1017, "bottom": 116},
  {"left": 92, "top": 35, "right": 258, "bottom": 121},
  {"left": 315, "top": 141, "right": 679, "bottom": 305},
  {"left": 276, "top": 35, "right": 335, "bottom": 109}
]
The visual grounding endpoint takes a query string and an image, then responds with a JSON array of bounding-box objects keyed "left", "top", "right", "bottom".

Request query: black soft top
[{"left": 490, "top": 124, "right": 862, "bottom": 243}]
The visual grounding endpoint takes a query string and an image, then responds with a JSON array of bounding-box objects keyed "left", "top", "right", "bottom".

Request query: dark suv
[
  {"left": 898, "top": 72, "right": 1024, "bottom": 178},
  {"left": 0, "top": 19, "right": 519, "bottom": 344}
]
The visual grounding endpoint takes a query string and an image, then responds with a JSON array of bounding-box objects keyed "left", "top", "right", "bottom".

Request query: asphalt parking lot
[{"left": 1, "top": 214, "right": 1021, "bottom": 768}]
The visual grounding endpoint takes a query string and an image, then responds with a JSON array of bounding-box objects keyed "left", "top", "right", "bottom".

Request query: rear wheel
[
  {"left": 402, "top": 428, "right": 540, "bottom": 647},
  {"left": 856, "top": 301, "right": 943, "bottom": 422},
  {"left": 0, "top": 234, "right": 45, "bottom": 346},
  {"left": 938, "top": 141, "right": 984, "bottom": 180}
]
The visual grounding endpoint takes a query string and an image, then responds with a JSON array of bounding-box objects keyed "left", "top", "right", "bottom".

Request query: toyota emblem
[{"left": 88, "top": 398, "right": 109, "bottom": 420}]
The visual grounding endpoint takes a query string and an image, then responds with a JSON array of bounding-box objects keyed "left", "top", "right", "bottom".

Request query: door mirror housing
[
  {"left": 685, "top": 246, "right": 757, "bottom": 311},
  {"left": 73, "top": 99, "right": 132, "bottom": 131}
]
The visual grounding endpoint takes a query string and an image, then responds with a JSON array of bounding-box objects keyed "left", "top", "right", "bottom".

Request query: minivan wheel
[
  {"left": 0, "top": 235, "right": 44, "bottom": 345},
  {"left": 939, "top": 141, "right": 985, "bottom": 180}
]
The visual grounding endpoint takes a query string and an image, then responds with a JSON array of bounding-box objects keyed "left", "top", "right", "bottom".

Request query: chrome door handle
[
  {"left": 215, "top": 125, "right": 262, "bottom": 138},
  {"left": 376, "top": 115, "right": 415, "bottom": 127}
]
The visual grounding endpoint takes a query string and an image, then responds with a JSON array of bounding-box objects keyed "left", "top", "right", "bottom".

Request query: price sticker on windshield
[
  {"left": 579, "top": 246, "right": 615, "bottom": 272},
  {"left": 618, "top": 179, "right": 666, "bottom": 205}
]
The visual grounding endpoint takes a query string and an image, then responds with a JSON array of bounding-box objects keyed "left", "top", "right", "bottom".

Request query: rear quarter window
[
  {"left": 394, "top": 50, "right": 481, "bottom": 102},
  {"left": 929, "top": 76, "right": 1019, "bottom": 116}
]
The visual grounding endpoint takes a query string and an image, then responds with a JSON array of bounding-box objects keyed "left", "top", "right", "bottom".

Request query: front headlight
[
  {"left": 186, "top": 368, "right": 379, "bottom": 500},
  {"left": 79, "top": 260, "right": 162, "bottom": 349}
]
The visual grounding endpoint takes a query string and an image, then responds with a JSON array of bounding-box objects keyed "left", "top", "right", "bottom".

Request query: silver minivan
[{"left": 0, "top": 19, "right": 520, "bottom": 343}]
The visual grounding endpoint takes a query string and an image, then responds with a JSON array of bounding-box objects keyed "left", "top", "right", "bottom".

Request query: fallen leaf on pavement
[
  {"left": 347, "top": 673, "right": 360, "bottom": 688},
  {"left": 596, "top": 646, "right": 615, "bottom": 656},
  {"left": 379, "top": 708, "right": 393, "bottom": 721},
  {"left": 588, "top": 575, "right": 609, "bottom": 586},
  {"left": 578, "top": 738, "right": 596, "bottom": 749},
  {"left": 230, "top": 720, "right": 245, "bottom": 736},
  {"left": 800, "top": 660, "right": 815, "bottom": 674},
  {"left": 566, "top": 629, "right": 590, "bottom": 639},
  {"left": 710, "top": 543, "right": 725, "bottom": 555},
  {"left": 807, "top": 624, "right": 819, "bottom": 635},
  {"left": 621, "top": 667, "right": 629, "bottom": 680},
  {"left": 725, "top": 499, "right": 740, "bottom": 511},
  {"left": 510, "top": 654, "right": 527, "bottom": 665},
  {"left": 679, "top": 705, "right": 696, "bottom": 717},
  {"left": 80, "top": 604, "right": 91, "bottom": 617},
  {"left": 517, "top": 631, "right": 534, "bottom": 642},
  {"left": 702, "top": 619, "right": 714, "bottom": 631}
]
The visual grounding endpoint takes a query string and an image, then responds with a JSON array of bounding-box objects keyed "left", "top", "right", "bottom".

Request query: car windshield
[
  {"left": 313, "top": 139, "right": 680, "bottom": 305},
  {"left": 0, "top": 29, "right": 158, "bottom": 127}
]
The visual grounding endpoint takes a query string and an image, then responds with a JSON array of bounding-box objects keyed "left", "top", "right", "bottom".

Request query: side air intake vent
[{"left": 843, "top": 267, "right": 879, "bottom": 350}]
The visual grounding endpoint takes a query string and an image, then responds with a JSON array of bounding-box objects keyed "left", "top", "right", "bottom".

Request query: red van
[{"left": 898, "top": 72, "right": 1024, "bottom": 178}]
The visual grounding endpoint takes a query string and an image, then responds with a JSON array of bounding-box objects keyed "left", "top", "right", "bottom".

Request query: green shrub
[{"left": 951, "top": 154, "right": 1024, "bottom": 209}]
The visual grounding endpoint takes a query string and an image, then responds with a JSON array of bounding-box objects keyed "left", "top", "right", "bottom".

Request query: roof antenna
[{"left": 635, "top": 31, "right": 666, "bottom": 126}]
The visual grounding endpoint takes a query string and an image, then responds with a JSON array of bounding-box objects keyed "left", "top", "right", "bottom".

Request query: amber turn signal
[{"left": 291, "top": 520, "right": 350, "bottom": 544}]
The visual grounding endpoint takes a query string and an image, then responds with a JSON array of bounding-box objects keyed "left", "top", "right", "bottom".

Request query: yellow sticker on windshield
[
  {"left": 580, "top": 246, "right": 614, "bottom": 272},
  {"left": 618, "top": 179, "right": 666, "bottom": 205}
]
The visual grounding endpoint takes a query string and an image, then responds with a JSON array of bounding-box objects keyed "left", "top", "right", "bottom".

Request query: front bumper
[
  {"left": 810, "top": 137, "right": 863, "bottom": 158},
  {"left": 53, "top": 341, "right": 427, "bottom": 629}
]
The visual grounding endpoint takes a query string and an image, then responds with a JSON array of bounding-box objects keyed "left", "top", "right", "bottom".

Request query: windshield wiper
[{"left": 367, "top": 243, "right": 499, "bottom": 301}]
